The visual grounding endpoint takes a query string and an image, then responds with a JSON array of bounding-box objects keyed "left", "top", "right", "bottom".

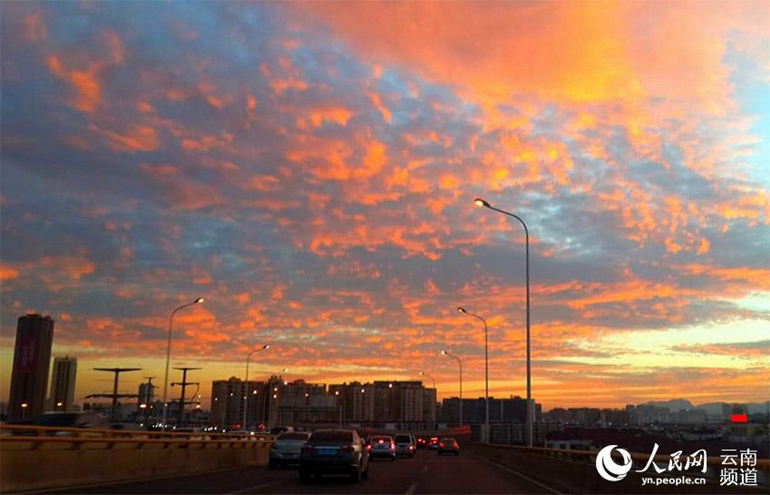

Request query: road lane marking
[
  {"left": 227, "top": 481, "right": 282, "bottom": 494},
  {"left": 471, "top": 455, "right": 562, "bottom": 495},
  {"left": 405, "top": 482, "right": 418, "bottom": 495}
]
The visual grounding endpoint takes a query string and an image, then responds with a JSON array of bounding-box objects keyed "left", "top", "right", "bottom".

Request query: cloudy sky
[{"left": 1, "top": 1, "right": 768, "bottom": 411}]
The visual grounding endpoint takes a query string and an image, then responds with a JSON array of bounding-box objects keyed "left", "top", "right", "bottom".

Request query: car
[
  {"left": 269, "top": 431, "right": 311, "bottom": 468},
  {"left": 416, "top": 436, "right": 427, "bottom": 449},
  {"left": 428, "top": 436, "right": 440, "bottom": 449},
  {"left": 270, "top": 425, "right": 294, "bottom": 435},
  {"left": 437, "top": 437, "right": 460, "bottom": 456},
  {"left": 13, "top": 411, "right": 110, "bottom": 437},
  {"left": 394, "top": 433, "right": 416, "bottom": 458},
  {"left": 367, "top": 435, "right": 396, "bottom": 461},
  {"left": 299, "top": 429, "right": 369, "bottom": 483}
]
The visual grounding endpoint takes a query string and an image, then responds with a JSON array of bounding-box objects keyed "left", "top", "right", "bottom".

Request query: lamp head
[
  {"left": 441, "top": 350, "right": 447, "bottom": 355},
  {"left": 474, "top": 198, "right": 491, "bottom": 208},
  {"left": 263, "top": 344, "right": 270, "bottom": 349},
  {"left": 195, "top": 297, "right": 204, "bottom": 304},
  {"left": 457, "top": 307, "right": 466, "bottom": 313}
]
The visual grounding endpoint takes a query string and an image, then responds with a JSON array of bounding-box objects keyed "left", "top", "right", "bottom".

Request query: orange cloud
[
  {"left": 47, "top": 55, "right": 101, "bottom": 113},
  {"left": 365, "top": 90, "right": 392, "bottom": 123},
  {"left": 89, "top": 123, "right": 160, "bottom": 152},
  {"left": 298, "top": 2, "right": 767, "bottom": 111},
  {"left": 23, "top": 11, "right": 46, "bottom": 43},
  {"left": 0, "top": 266, "right": 19, "bottom": 281}
]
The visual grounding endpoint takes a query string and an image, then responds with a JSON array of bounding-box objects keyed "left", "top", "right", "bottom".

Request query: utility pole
[
  {"left": 91, "top": 368, "right": 141, "bottom": 421},
  {"left": 171, "top": 367, "right": 201, "bottom": 426}
]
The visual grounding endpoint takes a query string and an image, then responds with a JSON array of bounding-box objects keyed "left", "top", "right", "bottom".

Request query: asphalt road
[{"left": 45, "top": 449, "right": 561, "bottom": 495}]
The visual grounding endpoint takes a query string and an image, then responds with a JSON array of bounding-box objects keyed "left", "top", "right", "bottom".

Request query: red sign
[{"left": 730, "top": 414, "right": 748, "bottom": 423}]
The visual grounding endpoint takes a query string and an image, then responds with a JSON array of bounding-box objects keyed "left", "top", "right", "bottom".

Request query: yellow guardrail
[{"left": 0, "top": 425, "right": 276, "bottom": 492}]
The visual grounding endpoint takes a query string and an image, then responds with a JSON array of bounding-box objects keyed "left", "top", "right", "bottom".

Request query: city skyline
[{"left": 2, "top": 2, "right": 769, "bottom": 411}]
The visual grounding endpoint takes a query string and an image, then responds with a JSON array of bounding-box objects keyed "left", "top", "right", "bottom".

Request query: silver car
[
  {"left": 269, "top": 431, "right": 311, "bottom": 468},
  {"left": 394, "top": 433, "right": 416, "bottom": 458}
]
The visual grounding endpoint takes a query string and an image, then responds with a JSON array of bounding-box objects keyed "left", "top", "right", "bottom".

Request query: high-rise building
[
  {"left": 49, "top": 356, "right": 77, "bottom": 411},
  {"left": 8, "top": 314, "right": 55, "bottom": 420},
  {"left": 138, "top": 379, "right": 156, "bottom": 405},
  {"left": 210, "top": 377, "right": 248, "bottom": 428}
]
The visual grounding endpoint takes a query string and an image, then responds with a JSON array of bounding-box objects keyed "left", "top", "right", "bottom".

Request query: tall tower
[
  {"left": 8, "top": 314, "right": 55, "bottom": 420},
  {"left": 49, "top": 356, "right": 77, "bottom": 411}
]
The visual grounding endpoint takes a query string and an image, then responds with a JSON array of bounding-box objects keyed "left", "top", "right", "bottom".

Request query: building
[
  {"left": 210, "top": 377, "right": 250, "bottom": 429},
  {"left": 138, "top": 379, "right": 156, "bottom": 406},
  {"left": 328, "top": 382, "right": 375, "bottom": 424},
  {"left": 8, "top": 314, "right": 55, "bottom": 420},
  {"left": 49, "top": 356, "right": 77, "bottom": 411}
]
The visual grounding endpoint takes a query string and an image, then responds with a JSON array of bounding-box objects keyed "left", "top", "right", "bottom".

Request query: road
[{"left": 46, "top": 449, "right": 560, "bottom": 494}]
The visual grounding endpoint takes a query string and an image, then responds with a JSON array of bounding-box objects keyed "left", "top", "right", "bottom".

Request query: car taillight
[
  {"left": 409, "top": 445, "right": 414, "bottom": 450},
  {"left": 439, "top": 443, "right": 445, "bottom": 448},
  {"left": 390, "top": 442, "right": 395, "bottom": 450},
  {"left": 366, "top": 444, "right": 372, "bottom": 451}
]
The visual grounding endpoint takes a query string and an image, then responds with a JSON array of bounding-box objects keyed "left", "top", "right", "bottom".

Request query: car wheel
[{"left": 299, "top": 470, "right": 311, "bottom": 483}]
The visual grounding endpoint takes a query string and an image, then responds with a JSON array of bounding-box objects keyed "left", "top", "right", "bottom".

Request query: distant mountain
[
  {"left": 639, "top": 400, "right": 769, "bottom": 415},
  {"left": 695, "top": 402, "right": 729, "bottom": 414},
  {"left": 639, "top": 399, "right": 694, "bottom": 412},
  {"left": 747, "top": 402, "right": 770, "bottom": 415}
]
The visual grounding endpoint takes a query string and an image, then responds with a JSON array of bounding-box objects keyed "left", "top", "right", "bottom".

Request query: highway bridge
[{"left": 1, "top": 425, "right": 767, "bottom": 494}]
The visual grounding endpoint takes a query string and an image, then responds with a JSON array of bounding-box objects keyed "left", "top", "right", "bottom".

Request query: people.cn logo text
[{"left": 595, "top": 445, "right": 633, "bottom": 482}]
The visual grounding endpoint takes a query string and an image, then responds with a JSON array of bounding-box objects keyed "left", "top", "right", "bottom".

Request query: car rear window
[
  {"left": 395, "top": 435, "right": 411, "bottom": 442},
  {"left": 279, "top": 432, "right": 309, "bottom": 440},
  {"left": 370, "top": 436, "right": 391, "bottom": 442},
  {"left": 310, "top": 431, "right": 353, "bottom": 442}
]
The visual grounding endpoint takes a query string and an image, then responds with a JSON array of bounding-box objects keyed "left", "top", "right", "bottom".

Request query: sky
[{"left": 1, "top": 1, "right": 768, "bottom": 412}]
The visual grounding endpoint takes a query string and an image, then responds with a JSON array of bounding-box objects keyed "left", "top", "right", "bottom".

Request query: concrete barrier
[{"left": 0, "top": 433, "right": 272, "bottom": 493}]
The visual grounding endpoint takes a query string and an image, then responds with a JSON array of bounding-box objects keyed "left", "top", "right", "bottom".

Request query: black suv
[{"left": 299, "top": 429, "right": 369, "bottom": 482}]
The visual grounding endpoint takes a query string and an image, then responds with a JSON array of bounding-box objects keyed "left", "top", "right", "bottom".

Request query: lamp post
[
  {"left": 474, "top": 197, "right": 532, "bottom": 447},
  {"left": 161, "top": 297, "right": 204, "bottom": 432},
  {"left": 458, "top": 307, "right": 490, "bottom": 443},
  {"left": 334, "top": 390, "right": 343, "bottom": 427},
  {"left": 441, "top": 350, "right": 463, "bottom": 428},
  {"left": 243, "top": 344, "right": 270, "bottom": 431},
  {"left": 419, "top": 371, "right": 436, "bottom": 431}
]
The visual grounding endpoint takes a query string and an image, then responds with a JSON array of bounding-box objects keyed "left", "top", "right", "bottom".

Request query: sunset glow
[{"left": 1, "top": 1, "right": 768, "bottom": 411}]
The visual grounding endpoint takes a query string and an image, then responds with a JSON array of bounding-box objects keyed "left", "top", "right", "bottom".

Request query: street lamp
[
  {"left": 441, "top": 350, "right": 463, "bottom": 428},
  {"left": 458, "top": 307, "right": 490, "bottom": 443},
  {"left": 419, "top": 371, "right": 436, "bottom": 431},
  {"left": 474, "top": 197, "right": 533, "bottom": 447},
  {"left": 243, "top": 344, "right": 270, "bottom": 431},
  {"left": 161, "top": 297, "right": 204, "bottom": 432}
]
